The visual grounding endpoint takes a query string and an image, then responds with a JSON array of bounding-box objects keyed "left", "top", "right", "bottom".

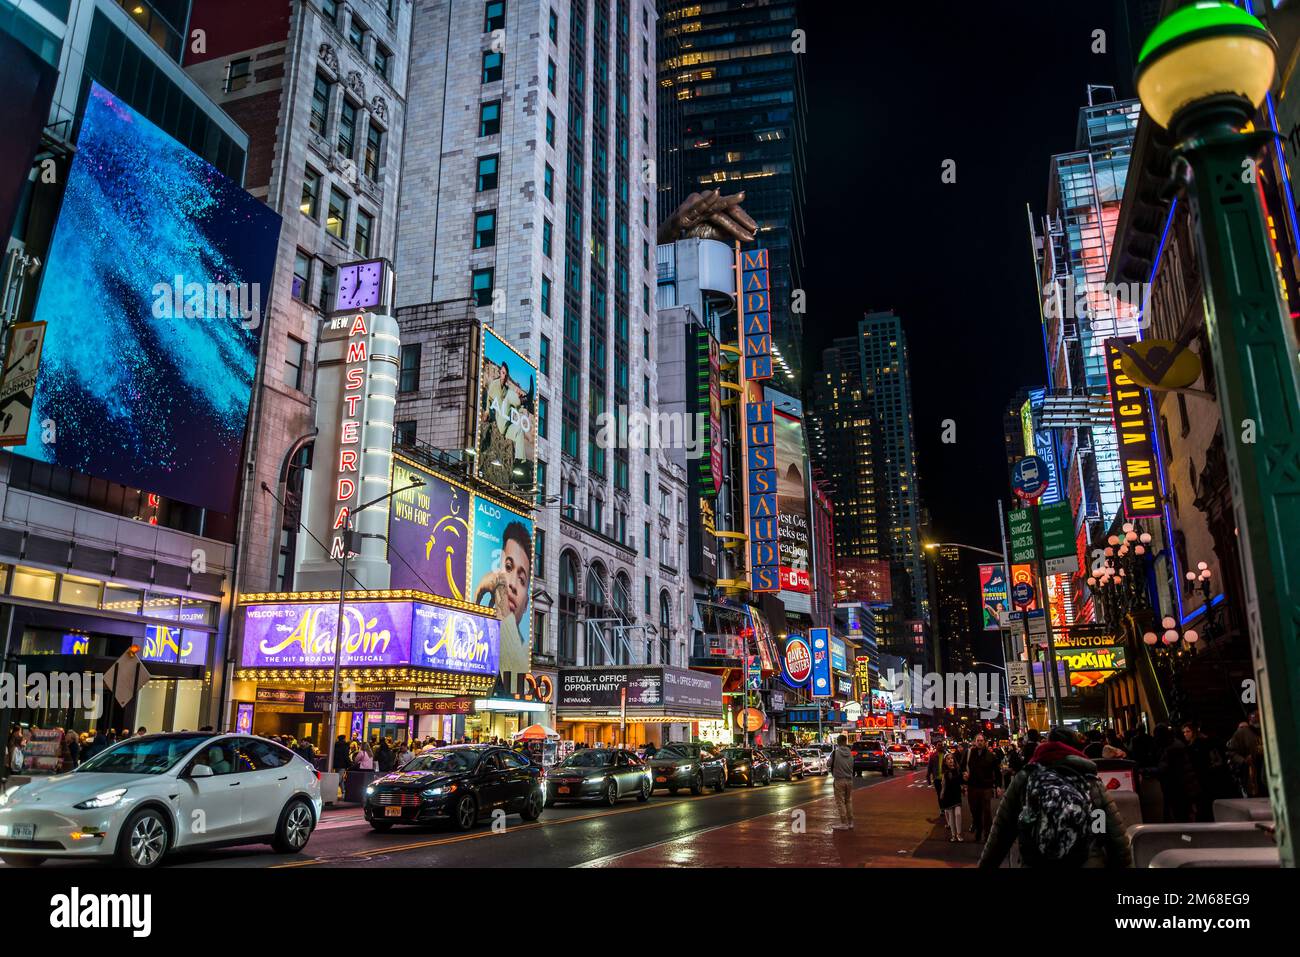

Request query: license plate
[
  {"left": 655, "top": 776, "right": 667, "bottom": 783},
  {"left": 384, "top": 806, "right": 403, "bottom": 818},
  {"left": 11, "top": 824, "right": 34, "bottom": 841},
  {"left": 558, "top": 786, "right": 571, "bottom": 794}
]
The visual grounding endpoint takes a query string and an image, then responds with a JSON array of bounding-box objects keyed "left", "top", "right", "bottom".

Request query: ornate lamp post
[{"left": 1136, "top": 1, "right": 1300, "bottom": 866}]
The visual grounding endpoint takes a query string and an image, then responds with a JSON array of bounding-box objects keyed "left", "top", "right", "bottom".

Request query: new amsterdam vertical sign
[
  {"left": 742, "top": 248, "right": 779, "bottom": 592},
  {"left": 1105, "top": 337, "right": 1161, "bottom": 519}
]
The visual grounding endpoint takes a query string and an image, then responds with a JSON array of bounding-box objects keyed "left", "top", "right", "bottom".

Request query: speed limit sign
[{"left": 1008, "top": 661, "right": 1030, "bottom": 697}]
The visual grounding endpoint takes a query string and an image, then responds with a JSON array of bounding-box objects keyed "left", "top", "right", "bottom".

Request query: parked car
[
  {"left": 721, "top": 747, "right": 772, "bottom": 786},
  {"left": 797, "top": 748, "right": 828, "bottom": 775},
  {"left": 887, "top": 744, "right": 918, "bottom": 769},
  {"left": 364, "top": 744, "right": 542, "bottom": 832},
  {"left": 545, "top": 748, "right": 651, "bottom": 806},
  {"left": 0, "top": 732, "right": 322, "bottom": 868},
  {"left": 850, "top": 739, "right": 894, "bottom": 776},
  {"left": 648, "top": 743, "right": 727, "bottom": 794},
  {"left": 763, "top": 746, "right": 805, "bottom": 781}
]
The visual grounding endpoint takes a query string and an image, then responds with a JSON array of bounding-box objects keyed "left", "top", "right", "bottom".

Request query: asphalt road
[{"left": 7, "top": 770, "right": 898, "bottom": 869}]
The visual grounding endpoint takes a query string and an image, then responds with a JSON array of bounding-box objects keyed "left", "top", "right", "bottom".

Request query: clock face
[{"left": 334, "top": 260, "right": 385, "bottom": 312}]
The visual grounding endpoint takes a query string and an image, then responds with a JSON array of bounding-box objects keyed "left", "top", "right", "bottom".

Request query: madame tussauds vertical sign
[{"left": 740, "top": 248, "right": 779, "bottom": 592}]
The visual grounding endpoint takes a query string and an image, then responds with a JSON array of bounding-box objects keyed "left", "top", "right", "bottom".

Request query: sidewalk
[{"left": 590, "top": 771, "right": 986, "bottom": 867}]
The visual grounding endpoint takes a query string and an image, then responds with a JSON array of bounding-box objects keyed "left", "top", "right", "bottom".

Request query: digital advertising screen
[
  {"left": 773, "top": 409, "right": 811, "bottom": 594},
  {"left": 979, "top": 563, "right": 1009, "bottom": 631},
  {"left": 12, "top": 83, "right": 280, "bottom": 511},
  {"left": 470, "top": 494, "right": 534, "bottom": 677},
  {"left": 388, "top": 456, "right": 471, "bottom": 601},
  {"left": 476, "top": 325, "right": 536, "bottom": 499}
]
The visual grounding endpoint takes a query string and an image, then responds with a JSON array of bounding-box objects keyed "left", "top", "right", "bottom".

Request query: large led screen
[
  {"left": 470, "top": 494, "right": 533, "bottom": 677},
  {"left": 476, "top": 326, "right": 536, "bottom": 499},
  {"left": 12, "top": 83, "right": 280, "bottom": 511},
  {"left": 774, "top": 410, "right": 810, "bottom": 593}
]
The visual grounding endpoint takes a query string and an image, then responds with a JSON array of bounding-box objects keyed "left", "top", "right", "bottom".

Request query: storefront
[
  {"left": 555, "top": 665, "right": 724, "bottom": 749},
  {"left": 231, "top": 594, "right": 501, "bottom": 750}
]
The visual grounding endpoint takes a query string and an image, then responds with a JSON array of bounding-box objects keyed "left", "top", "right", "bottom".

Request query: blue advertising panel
[
  {"left": 829, "top": 635, "right": 848, "bottom": 674},
  {"left": 1028, "top": 388, "right": 1062, "bottom": 505},
  {"left": 12, "top": 83, "right": 280, "bottom": 511},
  {"left": 810, "top": 627, "right": 832, "bottom": 698}
]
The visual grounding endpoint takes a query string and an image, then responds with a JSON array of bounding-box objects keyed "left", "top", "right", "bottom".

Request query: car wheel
[
  {"left": 603, "top": 779, "right": 619, "bottom": 806},
  {"left": 0, "top": 855, "right": 44, "bottom": 867},
  {"left": 690, "top": 772, "right": 703, "bottom": 796},
  {"left": 117, "top": 807, "right": 170, "bottom": 868},
  {"left": 452, "top": 793, "right": 478, "bottom": 831},
  {"left": 668, "top": 786, "right": 678, "bottom": 795},
  {"left": 637, "top": 779, "right": 651, "bottom": 803},
  {"left": 520, "top": 789, "right": 544, "bottom": 821},
  {"left": 272, "top": 798, "right": 315, "bottom": 853},
  {"left": 368, "top": 819, "right": 395, "bottom": 832},
  {"left": 713, "top": 772, "right": 726, "bottom": 792},
  {"left": 747, "top": 773, "right": 756, "bottom": 788},
  {"left": 853, "top": 769, "right": 861, "bottom": 778}
]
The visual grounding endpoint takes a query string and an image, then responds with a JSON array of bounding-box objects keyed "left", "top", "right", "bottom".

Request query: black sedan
[
  {"left": 647, "top": 743, "right": 728, "bottom": 794},
  {"left": 763, "top": 746, "right": 806, "bottom": 781},
  {"left": 363, "top": 745, "right": 543, "bottom": 832},
  {"left": 851, "top": 739, "right": 895, "bottom": 777},
  {"left": 544, "top": 748, "right": 652, "bottom": 806},
  {"left": 721, "top": 747, "right": 772, "bottom": 786}
]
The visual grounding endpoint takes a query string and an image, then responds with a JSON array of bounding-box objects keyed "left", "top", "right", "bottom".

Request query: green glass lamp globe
[{"left": 1135, "top": 0, "right": 1277, "bottom": 132}]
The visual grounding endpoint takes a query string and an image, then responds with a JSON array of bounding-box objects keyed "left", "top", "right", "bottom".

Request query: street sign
[
  {"left": 1011, "top": 455, "right": 1049, "bottom": 502},
  {"left": 102, "top": 649, "right": 150, "bottom": 708},
  {"left": 809, "top": 627, "right": 832, "bottom": 698},
  {"left": 1007, "top": 661, "right": 1030, "bottom": 697},
  {"left": 1011, "top": 581, "right": 1035, "bottom": 608},
  {"left": 1009, "top": 509, "right": 1036, "bottom": 563},
  {"left": 1039, "top": 500, "right": 1080, "bottom": 575}
]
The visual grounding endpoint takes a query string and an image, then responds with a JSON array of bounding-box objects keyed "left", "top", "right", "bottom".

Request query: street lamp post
[
  {"left": 1136, "top": 1, "right": 1300, "bottom": 866},
  {"left": 324, "top": 478, "right": 425, "bottom": 775}
]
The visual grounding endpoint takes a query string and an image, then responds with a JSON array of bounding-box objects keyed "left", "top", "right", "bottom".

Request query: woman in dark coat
[{"left": 939, "top": 751, "right": 965, "bottom": 842}]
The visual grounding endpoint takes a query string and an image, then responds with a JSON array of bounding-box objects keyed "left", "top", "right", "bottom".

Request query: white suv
[{"left": 0, "top": 732, "right": 322, "bottom": 868}]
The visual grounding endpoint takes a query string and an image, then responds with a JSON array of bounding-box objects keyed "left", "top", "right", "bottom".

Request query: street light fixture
[{"left": 1136, "top": 0, "right": 1300, "bottom": 866}]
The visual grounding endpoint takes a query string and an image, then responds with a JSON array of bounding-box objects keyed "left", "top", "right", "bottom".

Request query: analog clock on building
[{"left": 334, "top": 259, "right": 388, "bottom": 312}]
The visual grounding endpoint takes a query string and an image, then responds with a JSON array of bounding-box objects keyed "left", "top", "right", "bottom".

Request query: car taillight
[{"left": 314, "top": 769, "right": 321, "bottom": 780}]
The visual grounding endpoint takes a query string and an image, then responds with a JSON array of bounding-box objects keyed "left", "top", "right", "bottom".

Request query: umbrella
[{"left": 513, "top": 724, "right": 559, "bottom": 741}]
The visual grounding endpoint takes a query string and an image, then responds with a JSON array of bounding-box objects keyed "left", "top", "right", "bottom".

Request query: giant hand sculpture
[{"left": 657, "top": 189, "right": 758, "bottom": 244}]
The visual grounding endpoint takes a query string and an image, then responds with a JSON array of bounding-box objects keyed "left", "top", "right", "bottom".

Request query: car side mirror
[{"left": 189, "top": 764, "right": 213, "bottom": 778}]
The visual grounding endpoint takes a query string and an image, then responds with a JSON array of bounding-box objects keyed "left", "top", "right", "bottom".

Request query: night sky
[{"left": 801, "top": 0, "right": 1123, "bottom": 552}]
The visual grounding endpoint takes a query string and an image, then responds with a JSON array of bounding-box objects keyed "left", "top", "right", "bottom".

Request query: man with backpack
[{"left": 978, "top": 727, "right": 1132, "bottom": 869}]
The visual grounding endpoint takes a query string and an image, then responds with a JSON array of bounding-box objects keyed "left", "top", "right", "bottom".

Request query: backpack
[
  {"left": 1017, "top": 763, "right": 1094, "bottom": 867},
  {"left": 10, "top": 747, "right": 23, "bottom": 772}
]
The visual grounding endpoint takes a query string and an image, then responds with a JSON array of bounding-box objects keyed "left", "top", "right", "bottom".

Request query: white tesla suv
[{"left": 0, "top": 732, "right": 322, "bottom": 868}]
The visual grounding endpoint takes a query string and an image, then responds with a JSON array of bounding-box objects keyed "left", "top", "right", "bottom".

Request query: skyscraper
[{"left": 656, "top": 0, "right": 806, "bottom": 390}]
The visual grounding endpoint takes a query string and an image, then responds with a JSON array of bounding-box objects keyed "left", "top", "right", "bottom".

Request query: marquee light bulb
[
  {"left": 1162, "top": 630, "right": 1179, "bottom": 644},
  {"left": 1162, "top": 616, "right": 1177, "bottom": 629},
  {"left": 1143, "top": 632, "right": 1157, "bottom": 645}
]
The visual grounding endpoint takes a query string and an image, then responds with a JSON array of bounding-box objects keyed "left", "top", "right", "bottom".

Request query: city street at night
[{"left": 1, "top": 0, "right": 1298, "bottom": 940}]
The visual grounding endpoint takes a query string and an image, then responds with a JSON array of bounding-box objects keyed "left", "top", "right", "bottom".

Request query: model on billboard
[
  {"left": 477, "top": 328, "right": 536, "bottom": 495},
  {"left": 474, "top": 520, "right": 532, "bottom": 638},
  {"left": 0, "top": 323, "right": 44, "bottom": 444},
  {"left": 471, "top": 496, "right": 534, "bottom": 677}
]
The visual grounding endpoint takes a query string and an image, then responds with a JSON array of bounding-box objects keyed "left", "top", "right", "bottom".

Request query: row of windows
[
  {"left": 310, "top": 71, "right": 386, "bottom": 181},
  {"left": 321, "top": 0, "right": 396, "bottom": 81},
  {"left": 300, "top": 165, "right": 375, "bottom": 255}
]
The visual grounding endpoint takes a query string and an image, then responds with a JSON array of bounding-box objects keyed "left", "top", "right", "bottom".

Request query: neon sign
[{"left": 330, "top": 314, "right": 369, "bottom": 559}]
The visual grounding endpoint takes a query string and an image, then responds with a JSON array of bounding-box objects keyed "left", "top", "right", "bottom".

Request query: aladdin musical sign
[
  {"left": 241, "top": 599, "right": 498, "bottom": 677},
  {"left": 1105, "top": 337, "right": 1161, "bottom": 519}
]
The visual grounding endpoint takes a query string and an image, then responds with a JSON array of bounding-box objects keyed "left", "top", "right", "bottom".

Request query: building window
[
  {"left": 472, "top": 267, "right": 494, "bottom": 307},
  {"left": 226, "top": 57, "right": 252, "bottom": 93},
  {"left": 542, "top": 218, "right": 553, "bottom": 258},
  {"left": 373, "top": 44, "right": 391, "bottom": 81},
  {"left": 476, "top": 155, "right": 499, "bottom": 191},
  {"left": 484, "top": 0, "right": 505, "bottom": 32},
  {"left": 292, "top": 250, "right": 312, "bottom": 301},
  {"left": 539, "top": 334, "right": 550, "bottom": 375},
  {"left": 545, "top": 109, "right": 555, "bottom": 148},
  {"left": 474, "top": 209, "right": 497, "bottom": 249},
  {"left": 322, "top": 0, "right": 339, "bottom": 20},
  {"left": 364, "top": 122, "right": 384, "bottom": 180},
  {"left": 536, "top": 459, "right": 547, "bottom": 504},
  {"left": 395, "top": 420, "right": 416, "bottom": 446},
  {"left": 479, "top": 100, "right": 501, "bottom": 136},
  {"left": 643, "top": 374, "right": 650, "bottom": 406},
  {"left": 320, "top": 262, "right": 337, "bottom": 312},
  {"left": 399, "top": 344, "right": 421, "bottom": 392},
  {"left": 543, "top": 163, "right": 553, "bottom": 201},
  {"left": 348, "top": 18, "right": 366, "bottom": 54},
  {"left": 354, "top": 208, "right": 374, "bottom": 256},
  {"left": 538, "top": 396, "right": 549, "bottom": 438},
  {"left": 341, "top": 101, "right": 363, "bottom": 160},
  {"left": 547, "top": 58, "right": 556, "bottom": 94},
  {"left": 643, "top": 471, "right": 650, "bottom": 504},
  {"left": 301, "top": 166, "right": 322, "bottom": 219},
  {"left": 310, "top": 73, "right": 332, "bottom": 135},
  {"left": 326, "top": 186, "right": 349, "bottom": 239},
  {"left": 549, "top": 8, "right": 558, "bottom": 43},
  {"left": 541, "top": 275, "right": 552, "bottom": 316},
  {"left": 482, "top": 50, "right": 503, "bottom": 84},
  {"left": 284, "top": 336, "right": 305, "bottom": 390}
]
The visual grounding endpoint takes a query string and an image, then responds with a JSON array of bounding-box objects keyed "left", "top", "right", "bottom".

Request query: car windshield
[
  {"left": 798, "top": 750, "right": 818, "bottom": 758},
  {"left": 561, "top": 750, "right": 613, "bottom": 768},
  {"left": 402, "top": 749, "right": 480, "bottom": 773},
  {"left": 722, "top": 749, "right": 752, "bottom": 760},
  {"left": 77, "top": 734, "right": 213, "bottom": 775},
  {"left": 657, "top": 745, "right": 697, "bottom": 759}
]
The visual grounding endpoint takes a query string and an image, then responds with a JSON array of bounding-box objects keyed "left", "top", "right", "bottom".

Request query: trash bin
[{"left": 343, "top": 769, "right": 377, "bottom": 804}]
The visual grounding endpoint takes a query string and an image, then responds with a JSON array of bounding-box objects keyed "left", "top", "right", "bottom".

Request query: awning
[{"left": 513, "top": 724, "right": 560, "bottom": 740}]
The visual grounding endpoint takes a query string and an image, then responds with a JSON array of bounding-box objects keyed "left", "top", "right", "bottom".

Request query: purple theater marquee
[{"left": 241, "top": 600, "right": 499, "bottom": 676}]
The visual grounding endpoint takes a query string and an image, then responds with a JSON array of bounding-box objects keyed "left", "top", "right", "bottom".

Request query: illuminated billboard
[
  {"left": 388, "top": 456, "right": 471, "bottom": 600},
  {"left": 741, "top": 247, "right": 778, "bottom": 592},
  {"left": 13, "top": 83, "right": 279, "bottom": 511},
  {"left": 774, "top": 409, "right": 810, "bottom": 593},
  {"left": 470, "top": 494, "right": 533, "bottom": 677},
  {"left": 979, "top": 563, "right": 1009, "bottom": 631},
  {"left": 476, "top": 326, "right": 536, "bottom": 500},
  {"left": 1105, "top": 338, "right": 1161, "bottom": 518}
]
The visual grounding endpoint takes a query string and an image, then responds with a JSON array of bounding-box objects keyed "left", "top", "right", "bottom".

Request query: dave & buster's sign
[
  {"left": 780, "top": 634, "right": 811, "bottom": 689},
  {"left": 1105, "top": 337, "right": 1161, "bottom": 519}
]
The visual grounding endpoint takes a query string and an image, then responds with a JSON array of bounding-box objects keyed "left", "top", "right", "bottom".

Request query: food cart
[{"left": 512, "top": 724, "right": 561, "bottom": 768}]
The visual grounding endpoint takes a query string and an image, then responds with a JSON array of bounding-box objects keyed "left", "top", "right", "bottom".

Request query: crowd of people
[{"left": 4, "top": 725, "right": 155, "bottom": 778}]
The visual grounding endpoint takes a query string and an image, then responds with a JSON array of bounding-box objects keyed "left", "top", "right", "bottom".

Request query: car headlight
[
  {"left": 735, "top": 763, "right": 748, "bottom": 771},
  {"left": 0, "top": 786, "right": 18, "bottom": 807},
  {"left": 677, "top": 764, "right": 692, "bottom": 772},
  {"left": 365, "top": 786, "right": 376, "bottom": 795},
  {"left": 421, "top": 785, "right": 455, "bottom": 798},
  {"left": 73, "top": 788, "right": 127, "bottom": 810}
]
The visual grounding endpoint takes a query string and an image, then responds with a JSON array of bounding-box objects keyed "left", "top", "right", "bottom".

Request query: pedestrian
[
  {"left": 355, "top": 742, "right": 374, "bottom": 770},
  {"left": 926, "top": 743, "right": 945, "bottom": 819},
  {"left": 963, "top": 733, "right": 1000, "bottom": 843},
  {"left": 939, "top": 750, "right": 965, "bottom": 841},
  {"left": 1152, "top": 723, "right": 1196, "bottom": 823},
  {"left": 333, "top": 734, "right": 350, "bottom": 770},
  {"left": 376, "top": 737, "right": 395, "bottom": 772},
  {"left": 136, "top": 726, "right": 147, "bottom": 737},
  {"left": 828, "top": 734, "right": 855, "bottom": 831},
  {"left": 1182, "top": 722, "right": 1219, "bottom": 822},
  {"left": 1020, "top": 728, "right": 1041, "bottom": 766},
  {"left": 979, "top": 728, "right": 1132, "bottom": 869},
  {"left": 62, "top": 729, "right": 81, "bottom": 771},
  {"left": 1226, "top": 710, "right": 1264, "bottom": 798},
  {"left": 398, "top": 740, "right": 414, "bottom": 767},
  {"left": 4, "top": 728, "right": 24, "bottom": 781},
  {"left": 1083, "top": 729, "right": 1105, "bottom": 759}
]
